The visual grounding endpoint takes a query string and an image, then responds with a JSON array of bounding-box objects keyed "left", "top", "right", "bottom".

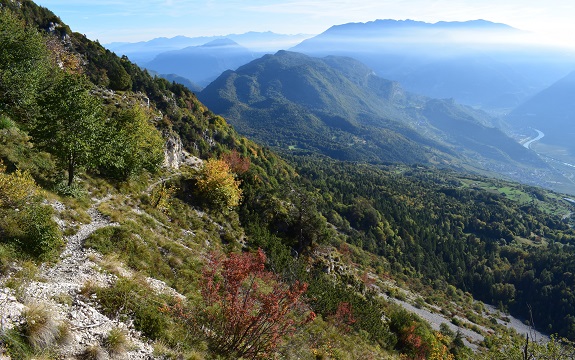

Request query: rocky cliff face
[{"left": 162, "top": 131, "right": 202, "bottom": 169}]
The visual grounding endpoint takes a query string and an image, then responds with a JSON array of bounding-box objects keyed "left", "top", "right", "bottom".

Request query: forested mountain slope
[
  {"left": 199, "top": 50, "right": 570, "bottom": 192},
  {"left": 1, "top": 1, "right": 575, "bottom": 359}
]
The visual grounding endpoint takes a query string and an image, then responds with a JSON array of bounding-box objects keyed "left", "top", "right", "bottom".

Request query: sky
[{"left": 34, "top": 0, "right": 575, "bottom": 48}]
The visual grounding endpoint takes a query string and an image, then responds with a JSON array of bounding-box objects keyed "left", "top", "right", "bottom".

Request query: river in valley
[{"left": 523, "top": 129, "right": 545, "bottom": 149}]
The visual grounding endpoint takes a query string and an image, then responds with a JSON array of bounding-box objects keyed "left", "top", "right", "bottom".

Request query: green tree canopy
[
  {"left": 100, "top": 105, "right": 164, "bottom": 180},
  {"left": 0, "top": 8, "right": 51, "bottom": 121},
  {"left": 32, "top": 72, "right": 106, "bottom": 186}
]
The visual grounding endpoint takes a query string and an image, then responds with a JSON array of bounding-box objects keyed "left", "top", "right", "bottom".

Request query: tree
[
  {"left": 100, "top": 105, "right": 164, "bottom": 180},
  {"left": 107, "top": 58, "right": 132, "bottom": 91},
  {"left": 0, "top": 9, "right": 51, "bottom": 121},
  {"left": 32, "top": 72, "right": 106, "bottom": 186},
  {"left": 196, "top": 158, "right": 242, "bottom": 210},
  {"left": 284, "top": 186, "right": 328, "bottom": 252},
  {"left": 164, "top": 249, "right": 311, "bottom": 359},
  {"left": 222, "top": 149, "right": 250, "bottom": 174}
]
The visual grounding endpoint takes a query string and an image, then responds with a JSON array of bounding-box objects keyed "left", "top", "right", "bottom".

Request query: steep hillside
[
  {"left": 291, "top": 19, "right": 575, "bottom": 110},
  {"left": 2, "top": 2, "right": 575, "bottom": 359},
  {"left": 199, "top": 50, "right": 568, "bottom": 191}
]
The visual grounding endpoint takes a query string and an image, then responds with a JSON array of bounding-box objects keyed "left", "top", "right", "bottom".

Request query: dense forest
[
  {"left": 286, "top": 156, "right": 575, "bottom": 337},
  {"left": 2, "top": 1, "right": 575, "bottom": 359}
]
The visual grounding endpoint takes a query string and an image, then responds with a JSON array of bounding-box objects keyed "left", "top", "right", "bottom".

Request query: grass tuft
[
  {"left": 104, "top": 327, "right": 130, "bottom": 358},
  {"left": 56, "top": 320, "right": 73, "bottom": 345},
  {"left": 22, "top": 302, "right": 60, "bottom": 350},
  {"left": 81, "top": 344, "right": 108, "bottom": 360}
]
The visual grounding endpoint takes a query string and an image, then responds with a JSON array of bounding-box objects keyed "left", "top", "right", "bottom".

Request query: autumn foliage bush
[
  {"left": 333, "top": 302, "right": 357, "bottom": 331},
  {"left": 196, "top": 158, "right": 242, "bottom": 210},
  {"left": 0, "top": 163, "right": 61, "bottom": 259},
  {"left": 164, "top": 249, "right": 312, "bottom": 359}
]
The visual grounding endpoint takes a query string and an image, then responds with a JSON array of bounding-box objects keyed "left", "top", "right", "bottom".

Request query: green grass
[
  {"left": 84, "top": 189, "right": 243, "bottom": 296},
  {"left": 82, "top": 277, "right": 194, "bottom": 354},
  {"left": 458, "top": 176, "right": 574, "bottom": 219},
  {"left": 104, "top": 328, "right": 130, "bottom": 357}
]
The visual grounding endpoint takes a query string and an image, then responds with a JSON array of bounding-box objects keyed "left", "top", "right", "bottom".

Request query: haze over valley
[
  {"left": 105, "top": 17, "right": 575, "bottom": 195},
  {"left": 3, "top": 1, "right": 575, "bottom": 359}
]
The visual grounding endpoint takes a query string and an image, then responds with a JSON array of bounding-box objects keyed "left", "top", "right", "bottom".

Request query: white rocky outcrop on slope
[{"left": 163, "top": 131, "right": 202, "bottom": 170}]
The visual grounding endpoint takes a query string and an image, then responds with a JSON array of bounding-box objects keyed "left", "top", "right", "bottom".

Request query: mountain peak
[{"left": 202, "top": 38, "right": 240, "bottom": 47}]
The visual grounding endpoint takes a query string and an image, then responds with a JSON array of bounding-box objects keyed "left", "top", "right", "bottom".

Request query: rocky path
[{"left": 1, "top": 196, "right": 156, "bottom": 359}]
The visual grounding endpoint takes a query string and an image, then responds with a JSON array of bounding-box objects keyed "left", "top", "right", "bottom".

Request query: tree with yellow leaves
[
  {"left": 0, "top": 163, "right": 61, "bottom": 259},
  {"left": 0, "top": 164, "right": 38, "bottom": 208},
  {"left": 196, "top": 158, "right": 242, "bottom": 210}
]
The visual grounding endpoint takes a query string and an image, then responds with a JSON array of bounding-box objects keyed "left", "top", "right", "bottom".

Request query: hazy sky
[{"left": 34, "top": 0, "right": 575, "bottom": 47}]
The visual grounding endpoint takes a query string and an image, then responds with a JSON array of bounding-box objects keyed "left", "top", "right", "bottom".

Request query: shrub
[
  {"left": 84, "top": 278, "right": 173, "bottom": 342},
  {"left": 54, "top": 180, "right": 87, "bottom": 198},
  {"left": 0, "top": 114, "right": 15, "bottom": 130},
  {"left": 0, "top": 127, "right": 56, "bottom": 184},
  {"left": 331, "top": 302, "right": 357, "bottom": 333},
  {"left": 388, "top": 308, "right": 437, "bottom": 359},
  {"left": 0, "top": 164, "right": 62, "bottom": 259},
  {"left": 195, "top": 158, "right": 242, "bottom": 210},
  {"left": 164, "top": 249, "right": 311, "bottom": 359},
  {"left": 18, "top": 203, "right": 62, "bottom": 258}
]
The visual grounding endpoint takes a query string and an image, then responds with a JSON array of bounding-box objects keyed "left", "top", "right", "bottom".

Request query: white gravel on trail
[{"left": 0, "top": 196, "right": 161, "bottom": 359}]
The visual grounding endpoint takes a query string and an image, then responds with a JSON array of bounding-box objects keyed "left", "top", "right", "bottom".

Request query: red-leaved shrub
[{"left": 164, "top": 249, "right": 311, "bottom": 359}]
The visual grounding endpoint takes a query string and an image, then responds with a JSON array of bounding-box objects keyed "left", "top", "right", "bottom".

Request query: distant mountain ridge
[
  {"left": 144, "top": 39, "right": 257, "bottom": 87},
  {"left": 317, "top": 19, "right": 516, "bottom": 36},
  {"left": 291, "top": 19, "right": 575, "bottom": 110},
  {"left": 198, "top": 50, "right": 565, "bottom": 188},
  {"left": 108, "top": 19, "right": 575, "bottom": 111},
  {"left": 106, "top": 31, "right": 313, "bottom": 63}
]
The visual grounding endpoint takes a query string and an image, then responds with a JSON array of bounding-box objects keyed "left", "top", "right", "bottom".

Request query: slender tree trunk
[{"left": 67, "top": 154, "right": 74, "bottom": 187}]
